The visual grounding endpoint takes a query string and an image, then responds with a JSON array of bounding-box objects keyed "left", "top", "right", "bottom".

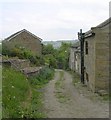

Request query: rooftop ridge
[{"left": 4, "top": 29, "right": 42, "bottom": 42}]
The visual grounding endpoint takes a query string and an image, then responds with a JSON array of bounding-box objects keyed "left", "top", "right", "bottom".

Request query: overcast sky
[{"left": 0, "top": 0, "right": 110, "bottom": 41}]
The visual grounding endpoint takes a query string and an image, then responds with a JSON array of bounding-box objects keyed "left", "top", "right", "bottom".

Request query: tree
[
  {"left": 42, "top": 44, "right": 56, "bottom": 55},
  {"left": 42, "top": 42, "right": 71, "bottom": 70}
]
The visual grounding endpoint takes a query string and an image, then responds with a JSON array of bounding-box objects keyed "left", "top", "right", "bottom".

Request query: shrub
[
  {"left": 29, "top": 66, "right": 54, "bottom": 85},
  {"left": 2, "top": 44, "right": 45, "bottom": 66}
]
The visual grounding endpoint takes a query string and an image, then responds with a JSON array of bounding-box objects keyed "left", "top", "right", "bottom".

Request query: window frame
[{"left": 85, "top": 41, "right": 88, "bottom": 55}]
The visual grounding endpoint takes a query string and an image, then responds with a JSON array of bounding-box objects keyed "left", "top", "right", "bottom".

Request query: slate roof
[
  {"left": 5, "top": 29, "right": 42, "bottom": 41},
  {"left": 84, "top": 17, "right": 111, "bottom": 38},
  {"left": 84, "top": 30, "right": 94, "bottom": 38},
  {"left": 96, "top": 17, "right": 111, "bottom": 28}
]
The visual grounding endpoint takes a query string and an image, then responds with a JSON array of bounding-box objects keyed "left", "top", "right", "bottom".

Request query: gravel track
[{"left": 43, "top": 69, "right": 109, "bottom": 118}]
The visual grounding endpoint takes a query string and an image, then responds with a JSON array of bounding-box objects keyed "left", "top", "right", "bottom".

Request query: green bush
[
  {"left": 38, "top": 66, "right": 54, "bottom": 80},
  {"left": 42, "top": 42, "right": 71, "bottom": 70},
  {"left": 2, "top": 44, "right": 45, "bottom": 66},
  {"left": 29, "top": 66, "right": 55, "bottom": 85}
]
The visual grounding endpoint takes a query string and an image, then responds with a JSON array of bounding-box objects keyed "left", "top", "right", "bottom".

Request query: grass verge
[
  {"left": 2, "top": 67, "right": 29, "bottom": 118},
  {"left": 2, "top": 66, "right": 54, "bottom": 118}
]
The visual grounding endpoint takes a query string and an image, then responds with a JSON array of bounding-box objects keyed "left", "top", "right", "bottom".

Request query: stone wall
[
  {"left": 93, "top": 26, "right": 109, "bottom": 92},
  {"left": 10, "top": 59, "right": 30, "bottom": 70},
  {"left": 69, "top": 46, "right": 81, "bottom": 75},
  {"left": 75, "top": 52, "right": 81, "bottom": 75},
  {"left": 69, "top": 47, "right": 75, "bottom": 70},
  {"left": 22, "top": 67, "right": 42, "bottom": 77},
  {"left": 84, "top": 22, "right": 110, "bottom": 92},
  {"left": 2, "top": 57, "right": 42, "bottom": 77},
  {"left": 84, "top": 35, "right": 95, "bottom": 91}
]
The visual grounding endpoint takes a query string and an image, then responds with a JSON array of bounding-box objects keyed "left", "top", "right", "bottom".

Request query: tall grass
[
  {"left": 23, "top": 66, "right": 55, "bottom": 118},
  {"left": 2, "top": 66, "right": 55, "bottom": 118},
  {"left": 2, "top": 67, "right": 29, "bottom": 118}
]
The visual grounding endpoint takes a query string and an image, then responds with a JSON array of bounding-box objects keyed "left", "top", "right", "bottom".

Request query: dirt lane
[{"left": 43, "top": 70, "right": 109, "bottom": 118}]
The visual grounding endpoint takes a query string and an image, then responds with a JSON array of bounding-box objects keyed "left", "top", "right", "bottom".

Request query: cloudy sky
[{"left": 0, "top": 0, "right": 110, "bottom": 41}]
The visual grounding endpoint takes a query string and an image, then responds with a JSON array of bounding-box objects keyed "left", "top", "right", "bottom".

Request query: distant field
[{"left": 42, "top": 40, "right": 78, "bottom": 48}]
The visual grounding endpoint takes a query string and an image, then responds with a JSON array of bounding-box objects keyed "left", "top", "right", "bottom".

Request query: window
[{"left": 85, "top": 41, "right": 88, "bottom": 54}]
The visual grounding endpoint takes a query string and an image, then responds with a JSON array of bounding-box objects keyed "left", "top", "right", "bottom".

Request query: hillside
[{"left": 42, "top": 40, "right": 78, "bottom": 48}]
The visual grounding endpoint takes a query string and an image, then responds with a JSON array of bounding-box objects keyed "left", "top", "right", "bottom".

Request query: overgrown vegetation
[
  {"left": 2, "top": 44, "right": 44, "bottom": 66},
  {"left": 2, "top": 67, "right": 29, "bottom": 118},
  {"left": 2, "top": 66, "right": 54, "bottom": 118},
  {"left": 29, "top": 66, "right": 54, "bottom": 86},
  {"left": 2, "top": 41, "right": 71, "bottom": 68},
  {"left": 42, "top": 42, "right": 71, "bottom": 70},
  {"left": 2, "top": 40, "right": 71, "bottom": 118}
]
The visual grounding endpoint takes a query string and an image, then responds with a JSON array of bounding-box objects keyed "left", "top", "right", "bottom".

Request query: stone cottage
[
  {"left": 69, "top": 41, "right": 81, "bottom": 75},
  {"left": 78, "top": 18, "right": 111, "bottom": 93},
  {"left": 2, "top": 29, "right": 42, "bottom": 56}
]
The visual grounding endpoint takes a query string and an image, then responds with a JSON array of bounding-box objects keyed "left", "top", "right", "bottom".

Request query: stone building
[
  {"left": 2, "top": 29, "right": 42, "bottom": 56},
  {"left": 82, "top": 18, "right": 111, "bottom": 93},
  {"left": 69, "top": 41, "right": 81, "bottom": 75}
]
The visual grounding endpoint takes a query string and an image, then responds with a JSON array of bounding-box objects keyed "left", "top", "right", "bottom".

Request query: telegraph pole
[{"left": 78, "top": 29, "right": 85, "bottom": 84}]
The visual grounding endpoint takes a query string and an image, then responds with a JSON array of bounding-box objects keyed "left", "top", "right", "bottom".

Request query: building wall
[
  {"left": 3, "top": 31, "right": 42, "bottom": 56},
  {"left": 84, "top": 23, "right": 110, "bottom": 92},
  {"left": 84, "top": 36, "right": 95, "bottom": 91},
  {"left": 69, "top": 47, "right": 81, "bottom": 75},
  {"left": 69, "top": 47, "right": 77, "bottom": 71},
  {"left": 69, "top": 47, "right": 75, "bottom": 70},
  {"left": 93, "top": 25, "right": 109, "bottom": 92},
  {"left": 75, "top": 52, "right": 81, "bottom": 75}
]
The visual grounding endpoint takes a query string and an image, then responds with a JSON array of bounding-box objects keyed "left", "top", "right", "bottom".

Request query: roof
[
  {"left": 84, "top": 17, "right": 111, "bottom": 38},
  {"left": 96, "top": 17, "right": 111, "bottom": 28},
  {"left": 5, "top": 29, "right": 42, "bottom": 42},
  {"left": 84, "top": 30, "right": 95, "bottom": 38}
]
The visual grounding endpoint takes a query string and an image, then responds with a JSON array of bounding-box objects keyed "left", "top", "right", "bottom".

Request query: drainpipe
[{"left": 78, "top": 29, "right": 85, "bottom": 84}]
